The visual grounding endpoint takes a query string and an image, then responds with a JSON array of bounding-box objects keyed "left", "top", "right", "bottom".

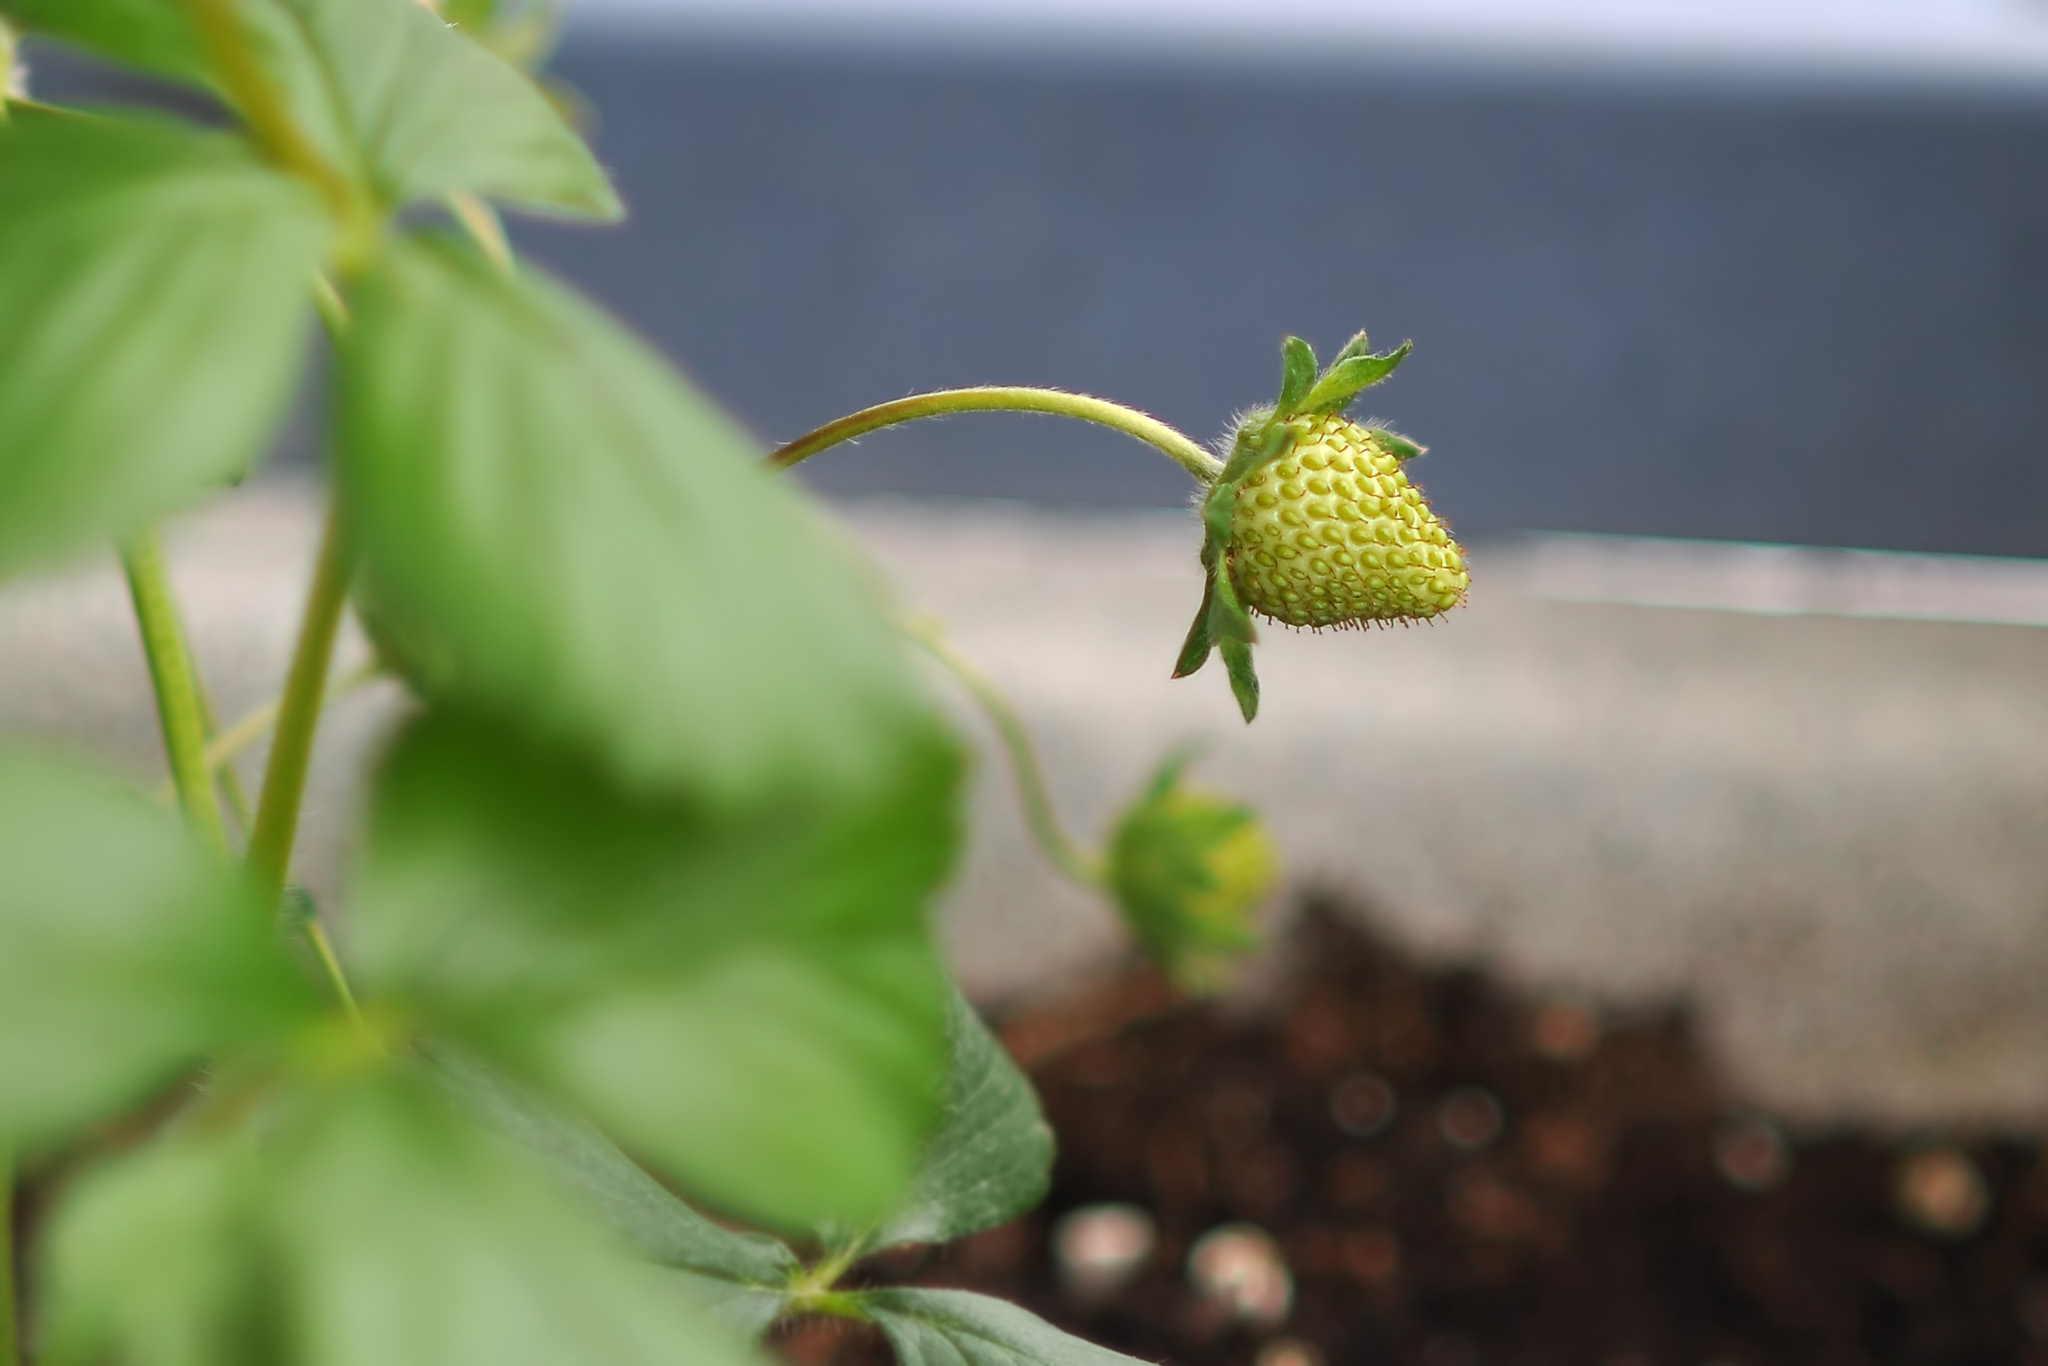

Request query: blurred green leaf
[
  {"left": 434, "top": 1049, "right": 800, "bottom": 1286},
  {"left": 45, "top": 1075, "right": 765, "bottom": 1366},
  {"left": 339, "top": 236, "right": 938, "bottom": 810},
  {"left": 0, "top": 109, "right": 327, "bottom": 577},
  {"left": 1106, "top": 750, "right": 1278, "bottom": 991},
  {"left": 858, "top": 991, "right": 1050, "bottom": 1255},
  {"left": 0, "top": 746, "right": 316, "bottom": 1149},
  {"left": 269, "top": 0, "right": 617, "bottom": 218},
  {"left": 353, "top": 707, "right": 962, "bottom": 1232},
  {"left": 270, "top": 1078, "right": 759, "bottom": 1366},
  {"left": 861, "top": 1289, "right": 1153, "bottom": 1366},
  {"left": 0, "top": 0, "right": 208, "bottom": 80},
  {"left": 40, "top": 1125, "right": 270, "bottom": 1366},
  {"left": 0, "top": 0, "right": 616, "bottom": 219}
]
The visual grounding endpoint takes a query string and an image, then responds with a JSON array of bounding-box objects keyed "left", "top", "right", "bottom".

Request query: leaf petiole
[
  {"left": 152, "top": 658, "right": 386, "bottom": 811},
  {"left": 246, "top": 503, "right": 355, "bottom": 907},
  {"left": 905, "top": 620, "right": 1104, "bottom": 890},
  {"left": 121, "top": 530, "right": 229, "bottom": 857}
]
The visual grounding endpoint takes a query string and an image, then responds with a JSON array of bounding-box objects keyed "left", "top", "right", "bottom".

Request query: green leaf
[
  {"left": 340, "top": 236, "right": 938, "bottom": 810},
  {"left": 269, "top": 0, "right": 618, "bottom": 218},
  {"left": 861, "top": 1289, "right": 1154, "bottom": 1366},
  {"left": 0, "top": 746, "right": 315, "bottom": 1149},
  {"left": 1364, "top": 425, "right": 1427, "bottom": 462},
  {"left": 1301, "top": 340, "right": 1412, "bottom": 414},
  {"left": 1221, "top": 638, "right": 1260, "bottom": 723},
  {"left": 270, "top": 1078, "right": 761, "bottom": 1366},
  {"left": 434, "top": 1048, "right": 800, "bottom": 1286},
  {"left": 0, "top": 110, "right": 328, "bottom": 577},
  {"left": 1, "top": 0, "right": 616, "bottom": 219},
  {"left": 353, "top": 707, "right": 962, "bottom": 1232},
  {"left": 47, "top": 1074, "right": 765, "bottom": 1366},
  {"left": 1274, "top": 335, "right": 1316, "bottom": 418},
  {"left": 861, "top": 991, "right": 1051, "bottom": 1254},
  {"left": 40, "top": 1125, "right": 268, "bottom": 1366},
  {"left": 0, "top": 0, "right": 208, "bottom": 80}
]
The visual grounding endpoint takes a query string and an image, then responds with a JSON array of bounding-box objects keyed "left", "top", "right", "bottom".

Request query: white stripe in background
[
  {"left": 1495, "top": 534, "right": 2048, "bottom": 628},
  {"left": 562, "top": 0, "right": 2048, "bottom": 85}
]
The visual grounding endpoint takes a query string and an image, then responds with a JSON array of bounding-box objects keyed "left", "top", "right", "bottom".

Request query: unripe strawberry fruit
[
  {"left": 1176, "top": 329, "right": 1465, "bottom": 721},
  {"left": 1225, "top": 412, "right": 1468, "bottom": 629}
]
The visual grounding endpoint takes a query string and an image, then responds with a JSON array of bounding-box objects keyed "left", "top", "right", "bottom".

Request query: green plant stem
[
  {"left": 154, "top": 659, "right": 385, "bottom": 810},
  {"left": 906, "top": 622, "right": 1104, "bottom": 889},
  {"left": 122, "top": 532, "right": 229, "bottom": 857},
  {"left": 190, "top": 669, "right": 255, "bottom": 833},
  {"left": 0, "top": 1149, "right": 16, "bottom": 1366},
  {"left": 246, "top": 503, "right": 353, "bottom": 906},
  {"left": 447, "top": 189, "right": 514, "bottom": 273},
  {"left": 767, "top": 387, "right": 1223, "bottom": 486},
  {"left": 304, "top": 917, "right": 374, "bottom": 1045},
  {"left": 181, "top": 0, "right": 351, "bottom": 207}
]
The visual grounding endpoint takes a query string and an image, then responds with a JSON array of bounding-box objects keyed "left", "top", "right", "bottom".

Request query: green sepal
[
  {"left": 1364, "top": 425, "right": 1427, "bottom": 462},
  {"left": 1211, "top": 407, "right": 1294, "bottom": 493},
  {"left": 1302, "top": 340, "right": 1412, "bottom": 414},
  {"left": 1171, "top": 577, "right": 1216, "bottom": 679},
  {"left": 1207, "top": 565, "right": 1256, "bottom": 647},
  {"left": 1220, "top": 638, "right": 1259, "bottom": 723},
  {"left": 1274, "top": 335, "right": 1317, "bottom": 418},
  {"left": 1328, "top": 328, "right": 1374, "bottom": 368}
]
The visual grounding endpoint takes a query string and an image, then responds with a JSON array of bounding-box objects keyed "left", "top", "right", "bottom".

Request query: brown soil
[{"left": 789, "top": 904, "right": 2048, "bottom": 1366}]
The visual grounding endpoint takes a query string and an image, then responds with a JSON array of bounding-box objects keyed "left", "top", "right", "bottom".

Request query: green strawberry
[
  {"left": 1225, "top": 411, "right": 1466, "bottom": 629},
  {"left": 1175, "top": 331, "right": 1466, "bottom": 720},
  {"left": 1106, "top": 749, "right": 1279, "bottom": 994}
]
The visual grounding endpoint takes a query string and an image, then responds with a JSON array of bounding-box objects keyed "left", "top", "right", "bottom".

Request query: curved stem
[
  {"left": 122, "top": 531, "right": 228, "bottom": 857},
  {"left": 907, "top": 621, "right": 1104, "bottom": 889},
  {"left": 768, "top": 387, "right": 1223, "bottom": 487},
  {"left": 246, "top": 503, "right": 353, "bottom": 906}
]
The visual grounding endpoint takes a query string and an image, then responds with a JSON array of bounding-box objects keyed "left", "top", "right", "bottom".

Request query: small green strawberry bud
[
  {"left": 1106, "top": 751, "right": 1280, "bottom": 994},
  {"left": 1175, "top": 331, "right": 1467, "bottom": 719}
]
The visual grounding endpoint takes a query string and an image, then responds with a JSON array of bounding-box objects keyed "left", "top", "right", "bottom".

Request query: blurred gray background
[{"left": 501, "top": 0, "right": 2048, "bottom": 553}]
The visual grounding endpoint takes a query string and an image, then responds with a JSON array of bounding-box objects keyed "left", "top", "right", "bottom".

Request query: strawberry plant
[{"left": 0, "top": 3, "right": 1464, "bottom": 1363}]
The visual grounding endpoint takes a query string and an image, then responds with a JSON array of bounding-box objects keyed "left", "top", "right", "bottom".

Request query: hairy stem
[
  {"left": 246, "top": 504, "right": 353, "bottom": 906},
  {"left": 122, "top": 532, "right": 229, "bottom": 857},
  {"left": 768, "top": 387, "right": 1223, "bottom": 487},
  {"left": 907, "top": 622, "right": 1104, "bottom": 889}
]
